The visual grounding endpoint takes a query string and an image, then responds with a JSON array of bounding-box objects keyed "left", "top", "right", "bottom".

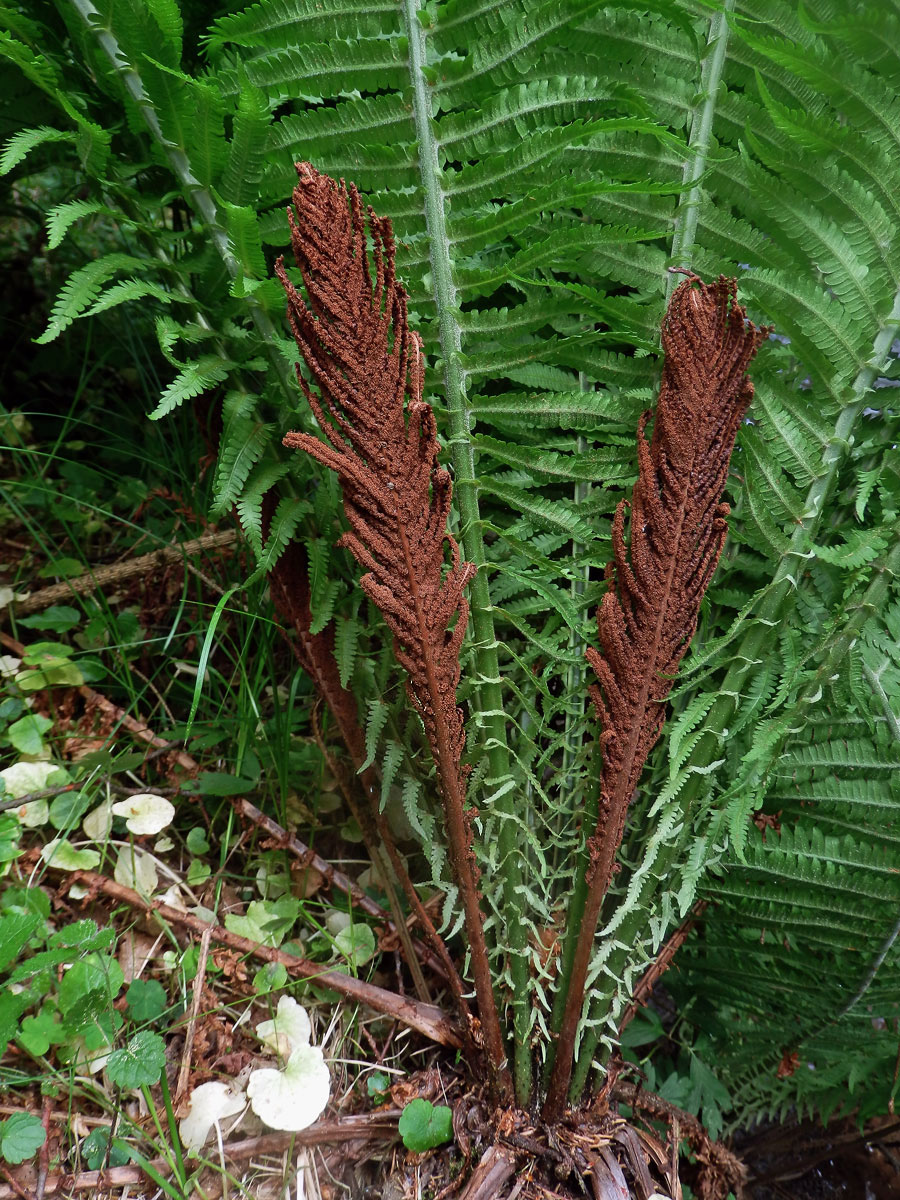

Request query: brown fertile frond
[
  {"left": 543, "top": 273, "right": 768, "bottom": 1120},
  {"left": 275, "top": 163, "right": 510, "bottom": 1093},
  {"left": 588, "top": 274, "right": 772, "bottom": 883},
  {"left": 586, "top": 272, "right": 769, "bottom": 880},
  {"left": 275, "top": 162, "right": 475, "bottom": 786}
]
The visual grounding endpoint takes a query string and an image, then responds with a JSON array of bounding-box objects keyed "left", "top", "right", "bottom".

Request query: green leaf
[
  {"left": 81, "top": 1128, "right": 131, "bottom": 1171},
  {"left": 0, "top": 1113, "right": 46, "bottom": 1165},
  {"left": 18, "top": 605, "right": 81, "bottom": 632},
  {"left": 105, "top": 1031, "right": 166, "bottom": 1088},
  {"left": 333, "top": 922, "right": 376, "bottom": 968},
  {"left": 41, "top": 839, "right": 100, "bottom": 871},
  {"left": 366, "top": 1070, "right": 391, "bottom": 1104},
  {"left": 186, "top": 826, "right": 210, "bottom": 854},
  {"left": 253, "top": 961, "right": 288, "bottom": 993},
  {"left": 184, "top": 772, "right": 257, "bottom": 797},
  {"left": 37, "top": 557, "right": 83, "bottom": 579},
  {"left": 6, "top": 713, "right": 52, "bottom": 756},
  {"left": 125, "top": 979, "right": 167, "bottom": 1023},
  {"left": 48, "top": 791, "right": 91, "bottom": 830},
  {"left": 0, "top": 911, "right": 42, "bottom": 973},
  {"left": 17, "top": 1005, "right": 62, "bottom": 1057},
  {"left": 398, "top": 1099, "right": 453, "bottom": 1153},
  {"left": 0, "top": 125, "right": 74, "bottom": 175}
]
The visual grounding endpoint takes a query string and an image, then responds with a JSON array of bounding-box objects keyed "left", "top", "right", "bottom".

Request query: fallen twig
[
  {"left": 174, "top": 925, "right": 212, "bottom": 1105},
  {"left": 7, "top": 529, "right": 237, "bottom": 617},
  {"left": 612, "top": 1081, "right": 746, "bottom": 1198},
  {"left": 0, "top": 1112, "right": 402, "bottom": 1199},
  {"left": 64, "top": 869, "right": 463, "bottom": 1048}
]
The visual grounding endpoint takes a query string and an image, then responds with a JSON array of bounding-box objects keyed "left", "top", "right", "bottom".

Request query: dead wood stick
[
  {"left": 65, "top": 869, "right": 463, "bottom": 1048},
  {"left": 8, "top": 529, "right": 237, "bottom": 616},
  {"left": 456, "top": 1144, "right": 519, "bottom": 1200},
  {"left": 0, "top": 632, "right": 199, "bottom": 775},
  {"left": 236, "top": 799, "right": 448, "bottom": 983},
  {"left": 0, "top": 1113, "right": 402, "bottom": 1199},
  {"left": 618, "top": 900, "right": 707, "bottom": 1034},
  {"left": 174, "top": 925, "right": 212, "bottom": 1105}
]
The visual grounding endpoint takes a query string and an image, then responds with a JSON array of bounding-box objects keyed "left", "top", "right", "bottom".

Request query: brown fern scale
[
  {"left": 586, "top": 274, "right": 770, "bottom": 879},
  {"left": 274, "top": 162, "right": 476, "bottom": 815}
]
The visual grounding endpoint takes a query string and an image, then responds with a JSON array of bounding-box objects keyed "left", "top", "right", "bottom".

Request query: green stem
[
  {"left": 141, "top": 1082, "right": 184, "bottom": 1191},
  {"left": 401, "top": 0, "right": 529, "bottom": 1103},
  {"left": 160, "top": 1070, "right": 189, "bottom": 1189},
  {"left": 666, "top": 0, "right": 736, "bottom": 300}
]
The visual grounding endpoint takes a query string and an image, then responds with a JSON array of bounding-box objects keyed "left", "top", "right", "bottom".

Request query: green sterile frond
[
  {"left": 211, "top": 393, "right": 273, "bottom": 516},
  {"left": 0, "top": 125, "right": 74, "bottom": 175},
  {"left": 145, "top": 0, "right": 183, "bottom": 53},
  {"left": 432, "top": 0, "right": 606, "bottom": 103},
  {"left": 149, "top": 354, "right": 233, "bottom": 421},
  {"left": 221, "top": 201, "right": 267, "bottom": 278},
  {"left": 246, "top": 496, "right": 310, "bottom": 580},
  {"left": 471, "top": 388, "right": 644, "bottom": 429},
  {"left": 813, "top": 526, "right": 891, "bottom": 570},
  {"left": 734, "top": 153, "right": 892, "bottom": 328},
  {"left": 36, "top": 254, "right": 157, "bottom": 344},
  {"left": 205, "top": 0, "right": 397, "bottom": 54},
  {"left": 476, "top": 478, "right": 594, "bottom": 543},
  {"left": 219, "top": 39, "right": 408, "bottom": 101},
  {"left": 474, "top": 434, "right": 632, "bottom": 484},
  {"left": 84, "top": 277, "right": 176, "bottom": 317},
  {"left": 268, "top": 94, "right": 413, "bottom": 158},
  {"left": 45, "top": 200, "right": 114, "bottom": 251},
  {"left": 737, "top": 270, "right": 863, "bottom": 395},
  {"left": 438, "top": 76, "right": 640, "bottom": 154},
  {"left": 221, "top": 78, "right": 272, "bottom": 205},
  {"left": 457, "top": 224, "right": 667, "bottom": 297},
  {"left": 750, "top": 378, "right": 830, "bottom": 482}
]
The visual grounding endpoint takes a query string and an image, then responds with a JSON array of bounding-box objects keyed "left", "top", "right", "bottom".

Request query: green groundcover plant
[{"left": 2, "top": 0, "right": 900, "bottom": 1178}]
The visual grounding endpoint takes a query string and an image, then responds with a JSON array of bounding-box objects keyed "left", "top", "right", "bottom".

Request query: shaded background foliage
[{"left": 1, "top": 0, "right": 899, "bottom": 1128}]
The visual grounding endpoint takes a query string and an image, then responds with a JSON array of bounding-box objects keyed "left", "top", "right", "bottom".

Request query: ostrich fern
[{"left": 2, "top": 0, "right": 899, "bottom": 1172}]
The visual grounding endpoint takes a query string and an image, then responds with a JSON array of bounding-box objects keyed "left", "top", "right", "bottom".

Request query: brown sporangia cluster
[
  {"left": 585, "top": 273, "right": 769, "bottom": 885},
  {"left": 275, "top": 162, "right": 474, "bottom": 808},
  {"left": 276, "top": 164, "right": 509, "bottom": 1087}
]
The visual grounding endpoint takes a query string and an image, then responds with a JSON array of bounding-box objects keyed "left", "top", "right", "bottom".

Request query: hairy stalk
[
  {"left": 401, "top": 0, "right": 529, "bottom": 1102},
  {"left": 666, "top": 0, "right": 736, "bottom": 300},
  {"left": 544, "top": 275, "right": 767, "bottom": 1118},
  {"left": 275, "top": 165, "right": 509, "bottom": 1092}
]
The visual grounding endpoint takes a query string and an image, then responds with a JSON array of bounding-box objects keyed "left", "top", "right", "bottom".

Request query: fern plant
[{"left": 2, "top": 0, "right": 899, "bottom": 1183}]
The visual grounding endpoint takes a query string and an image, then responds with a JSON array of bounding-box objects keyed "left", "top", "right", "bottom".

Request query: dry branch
[
  {"left": 275, "top": 162, "right": 507, "bottom": 1092},
  {"left": 5, "top": 529, "right": 237, "bottom": 616},
  {"left": 64, "top": 869, "right": 463, "bottom": 1048},
  {"left": 0, "top": 1114, "right": 403, "bottom": 1199},
  {"left": 545, "top": 274, "right": 768, "bottom": 1117}
]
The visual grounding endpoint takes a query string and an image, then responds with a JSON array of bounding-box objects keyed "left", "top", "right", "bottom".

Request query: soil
[{"left": 739, "top": 1117, "right": 900, "bottom": 1200}]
